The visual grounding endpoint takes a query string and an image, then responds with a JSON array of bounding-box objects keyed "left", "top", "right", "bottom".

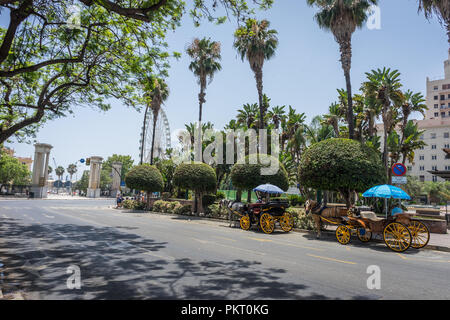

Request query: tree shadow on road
[{"left": 0, "top": 217, "right": 370, "bottom": 300}]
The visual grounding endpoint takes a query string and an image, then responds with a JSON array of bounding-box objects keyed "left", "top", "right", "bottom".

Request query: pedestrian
[{"left": 116, "top": 193, "right": 122, "bottom": 208}]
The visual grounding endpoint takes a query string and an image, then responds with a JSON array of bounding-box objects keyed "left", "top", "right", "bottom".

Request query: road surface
[{"left": 0, "top": 199, "right": 449, "bottom": 299}]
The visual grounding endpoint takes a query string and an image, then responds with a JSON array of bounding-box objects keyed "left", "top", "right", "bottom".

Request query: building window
[
  {"left": 445, "top": 144, "right": 450, "bottom": 148},
  {"left": 441, "top": 94, "right": 446, "bottom": 100},
  {"left": 420, "top": 175, "right": 425, "bottom": 182},
  {"left": 432, "top": 176, "right": 438, "bottom": 182},
  {"left": 435, "top": 95, "right": 439, "bottom": 100},
  {"left": 407, "top": 166, "right": 412, "bottom": 171},
  {"left": 432, "top": 165, "right": 437, "bottom": 170},
  {"left": 432, "top": 155, "right": 437, "bottom": 160},
  {"left": 441, "top": 104, "right": 446, "bottom": 109},
  {"left": 432, "top": 144, "right": 437, "bottom": 149},
  {"left": 435, "top": 104, "right": 439, "bottom": 108},
  {"left": 446, "top": 166, "right": 450, "bottom": 170},
  {"left": 420, "top": 134, "right": 424, "bottom": 140},
  {"left": 441, "top": 112, "right": 446, "bottom": 117},
  {"left": 445, "top": 132, "right": 449, "bottom": 138},
  {"left": 435, "top": 85, "right": 439, "bottom": 90},
  {"left": 420, "top": 166, "right": 425, "bottom": 171},
  {"left": 420, "top": 146, "right": 424, "bottom": 150},
  {"left": 435, "top": 112, "right": 439, "bottom": 117},
  {"left": 419, "top": 155, "right": 424, "bottom": 160},
  {"left": 431, "top": 133, "right": 437, "bottom": 139}
]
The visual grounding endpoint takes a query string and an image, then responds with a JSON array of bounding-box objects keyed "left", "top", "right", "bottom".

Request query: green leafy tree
[
  {"left": 102, "top": 154, "right": 134, "bottom": 183},
  {"left": 0, "top": 1, "right": 272, "bottom": 144},
  {"left": 307, "top": 0, "right": 378, "bottom": 139},
  {"left": 173, "top": 162, "right": 216, "bottom": 214},
  {"left": 299, "top": 138, "right": 386, "bottom": 208},
  {"left": 0, "top": 151, "right": 31, "bottom": 188},
  {"left": 154, "top": 158, "right": 177, "bottom": 194},
  {"left": 125, "top": 164, "right": 164, "bottom": 209},
  {"left": 74, "top": 170, "right": 89, "bottom": 194},
  {"left": 230, "top": 154, "right": 289, "bottom": 202},
  {"left": 234, "top": 19, "right": 278, "bottom": 129}
]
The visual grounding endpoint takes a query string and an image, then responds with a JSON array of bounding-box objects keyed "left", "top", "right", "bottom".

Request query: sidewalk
[{"left": 0, "top": 194, "right": 113, "bottom": 200}]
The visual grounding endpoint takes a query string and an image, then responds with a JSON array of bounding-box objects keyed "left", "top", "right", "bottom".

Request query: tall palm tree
[
  {"left": 148, "top": 78, "right": 169, "bottom": 165},
  {"left": 307, "top": 0, "right": 378, "bottom": 139},
  {"left": 418, "top": 0, "right": 450, "bottom": 48},
  {"left": 186, "top": 37, "right": 222, "bottom": 159},
  {"left": 55, "top": 166, "right": 65, "bottom": 181},
  {"left": 267, "top": 105, "right": 286, "bottom": 129},
  {"left": 363, "top": 68, "right": 404, "bottom": 178},
  {"left": 67, "top": 164, "right": 77, "bottom": 181},
  {"left": 322, "top": 101, "right": 344, "bottom": 137},
  {"left": 234, "top": 18, "right": 278, "bottom": 129}
]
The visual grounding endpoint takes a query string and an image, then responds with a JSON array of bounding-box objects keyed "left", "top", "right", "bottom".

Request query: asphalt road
[{"left": 0, "top": 199, "right": 449, "bottom": 300}]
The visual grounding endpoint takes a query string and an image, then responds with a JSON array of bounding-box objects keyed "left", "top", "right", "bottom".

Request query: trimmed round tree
[
  {"left": 299, "top": 138, "right": 386, "bottom": 208},
  {"left": 173, "top": 162, "right": 216, "bottom": 214},
  {"left": 230, "top": 154, "right": 289, "bottom": 202},
  {"left": 125, "top": 164, "right": 164, "bottom": 209}
]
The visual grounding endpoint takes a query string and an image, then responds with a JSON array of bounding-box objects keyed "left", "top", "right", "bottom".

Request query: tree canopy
[
  {"left": 173, "top": 162, "right": 216, "bottom": 193},
  {"left": 0, "top": 150, "right": 31, "bottom": 186},
  {"left": 125, "top": 164, "right": 164, "bottom": 193},
  {"left": 299, "top": 138, "right": 385, "bottom": 206},
  {"left": 0, "top": 0, "right": 273, "bottom": 144}
]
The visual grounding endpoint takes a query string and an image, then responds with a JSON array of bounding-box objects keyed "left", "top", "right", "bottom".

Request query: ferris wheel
[{"left": 139, "top": 107, "right": 171, "bottom": 164}]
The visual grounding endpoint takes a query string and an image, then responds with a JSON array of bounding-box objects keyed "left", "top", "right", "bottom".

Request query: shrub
[
  {"left": 122, "top": 199, "right": 135, "bottom": 209},
  {"left": 161, "top": 192, "right": 171, "bottom": 200},
  {"left": 125, "top": 164, "right": 164, "bottom": 208},
  {"left": 153, "top": 200, "right": 165, "bottom": 212},
  {"left": 174, "top": 204, "right": 192, "bottom": 215},
  {"left": 286, "top": 208, "right": 315, "bottom": 230},
  {"left": 202, "top": 194, "right": 216, "bottom": 207},
  {"left": 299, "top": 138, "right": 385, "bottom": 207},
  {"left": 230, "top": 154, "right": 289, "bottom": 193},
  {"left": 288, "top": 194, "right": 305, "bottom": 207},
  {"left": 216, "top": 191, "right": 225, "bottom": 200},
  {"left": 122, "top": 200, "right": 147, "bottom": 210},
  {"left": 207, "top": 204, "right": 221, "bottom": 218},
  {"left": 173, "top": 162, "right": 216, "bottom": 213}
]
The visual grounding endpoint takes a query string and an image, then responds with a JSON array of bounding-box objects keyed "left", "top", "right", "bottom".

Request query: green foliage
[
  {"left": 161, "top": 192, "right": 171, "bottom": 200},
  {"left": 286, "top": 207, "right": 315, "bottom": 230},
  {"left": 102, "top": 155, "right": 134, "bottom": 183},
  {"left": 216, "top": 191, "right": 226, "bottom": 200},
  {"left": 73, "top": 170, "right": 89, "bottom": 192},
  {"left": 154, "top": 158, "right": 177, "bottom": 193},
  {"left": 55, "top": 166, "right": 65, "bottom": 180},
  {"left": 299, "top": 138, "right": 386, "bottom": 193},
  {"left": 174, "top": 203, "right": 192, "bottom": 215},
  {"left": 122, "top": 200, "right": 146, "bottom": 210},
  {"left": 173, "top": 162, "right": 216, "bottom": 193},
  {"left": 0, "top": 151, "right": 31, "bottom": 186},
  {"left": 287, "top": 194, "right": 305, "bottom": 207},
  {"left": 202, "top": 194, "right": 216, "bottom": 207},
  {"left": 230, "top": 154, "right": 289, "bottom": 192},
  {"left": 125, "top": 164, "right": 164, "bottom": 193}
]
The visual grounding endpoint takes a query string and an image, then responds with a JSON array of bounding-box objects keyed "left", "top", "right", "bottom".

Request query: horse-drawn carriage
[
  {"left": 222, "top": 184, "right": 294, "bottom": 234},
  {"left": 305, "top": 184, "right": 431, "bottom": 252}
]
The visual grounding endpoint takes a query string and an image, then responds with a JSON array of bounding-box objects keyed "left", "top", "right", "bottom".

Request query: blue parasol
[
  {"left": 253, "top": 184, "right": 285, "bottom": 194},
  {"left": 362, "top": 184, "right": 411, "bottom": 200}
]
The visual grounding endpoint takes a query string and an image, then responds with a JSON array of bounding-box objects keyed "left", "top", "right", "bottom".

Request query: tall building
[{"left": 425, "top": 51, "right": 450, "bottom": 120}]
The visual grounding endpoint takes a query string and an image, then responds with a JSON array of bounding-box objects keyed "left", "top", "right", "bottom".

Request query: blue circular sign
[
  {"left": 80, "top": 158, "right": 85, "bottom": 163},
  {"left": 392, "top": 163, "right": 407, "bottom": 177}
]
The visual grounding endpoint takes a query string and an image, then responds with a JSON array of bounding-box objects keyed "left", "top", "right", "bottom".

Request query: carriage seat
[{"left": 360, "top": 211, "right": 384, "bottom": 222}]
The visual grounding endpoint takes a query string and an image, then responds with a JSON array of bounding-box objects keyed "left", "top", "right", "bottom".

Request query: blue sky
[{"left": 3, "top": 0, "right": 449, "bottom": 179}]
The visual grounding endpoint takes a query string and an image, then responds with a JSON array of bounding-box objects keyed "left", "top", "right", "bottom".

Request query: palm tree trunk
[
  {"left": 255, "top": 68, "right": 265, "bottom": 130},
  {"left": 140, "top": 104, "right": 149, "bottom": 165},
  {"left": 197, "top": 83, "right": 206, "bottom": 161},
  {"left": 339, "top": 39, "right": 354, "bottom": 139}
]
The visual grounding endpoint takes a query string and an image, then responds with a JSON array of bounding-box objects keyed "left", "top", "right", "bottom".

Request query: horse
[
  {"left": 219, "top": 199, "right": 246, "bottom": 227},
  {"left": 304, "top": 199, "right": 349, "bottom": 238}
]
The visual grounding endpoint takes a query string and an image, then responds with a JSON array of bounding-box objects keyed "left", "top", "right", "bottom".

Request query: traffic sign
[
  {"left": 80, "top": 158, "right": 85, "bottom": 163},
  {"left": 53, "top": 180, "right": 64, "bottom": 188},
  {"left": 392, "top": 176, "right": 407, "bottom": 184},
  {"left": 392, "top": 163, "right": 407, "bottom": 177}
]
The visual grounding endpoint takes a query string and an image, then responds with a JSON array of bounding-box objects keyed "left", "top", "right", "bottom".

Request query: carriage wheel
[
  {"left": 260, "top": 213, "right": 275, "bottom": 234},
  {"left": 336, "top": 225, "right": 351, "bottom": 245},
  {"left": 357, "top": 228, "right": 372, "bottom": 243},
  {"left": 408, "top": 221, "right": 430, "bottom": 249},
  {"left": 279, "top": 213, "right": 294, "bottom": 232},
  {"left": 240, "top": 215, "right": 251, "bottom": 231},
  {"left": 383, "top": 222, "right": 412, "bottom": 252}
]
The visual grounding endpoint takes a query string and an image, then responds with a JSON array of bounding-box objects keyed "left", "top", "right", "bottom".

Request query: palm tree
[
  {"left": 363, "top": 68, "right": 404, "bottom": 178},
  {"left": 237, "top": 103, "right": 259, "bottom": 128},
  {"left": 67, "top": 164, "right": 77, "bottom": 181},
  {"left": 148, "top": 78, "right": 169, "bottom": 165},
  {"left": 322, "top": 101, "right": 344, "bottom": 137},
  {"left": 307, "top": 0, "right": 378, "bottom": 139},
  {"left": 234, "top": 18, "right": 278, "bottom": 129},
  {"left": 418, "top": 0, "right": 450, "bottom": 48},
  {"left": 267, "top": 105, "right": 286, "bottom": 129},
  {"left": 55, "top": 166, "right": 65, "bottom": 181},
  {"left": 186, "top": 37, "right": 222, "bottom": 159}
]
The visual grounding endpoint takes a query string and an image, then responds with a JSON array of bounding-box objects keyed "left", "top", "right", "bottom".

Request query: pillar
[
  {"left": 87, "top": 156, "right": 103, "bottom": 198},
  {"left": 111, "top": 161, "right": 122, "bottom": 197},
  {"left": 30, "top": 143, "right": 53, "bottom": 198}
]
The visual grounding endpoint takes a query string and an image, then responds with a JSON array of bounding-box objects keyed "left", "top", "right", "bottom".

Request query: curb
[{"left": 115, "top": 208, "right": 450, "bottom": 253}]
